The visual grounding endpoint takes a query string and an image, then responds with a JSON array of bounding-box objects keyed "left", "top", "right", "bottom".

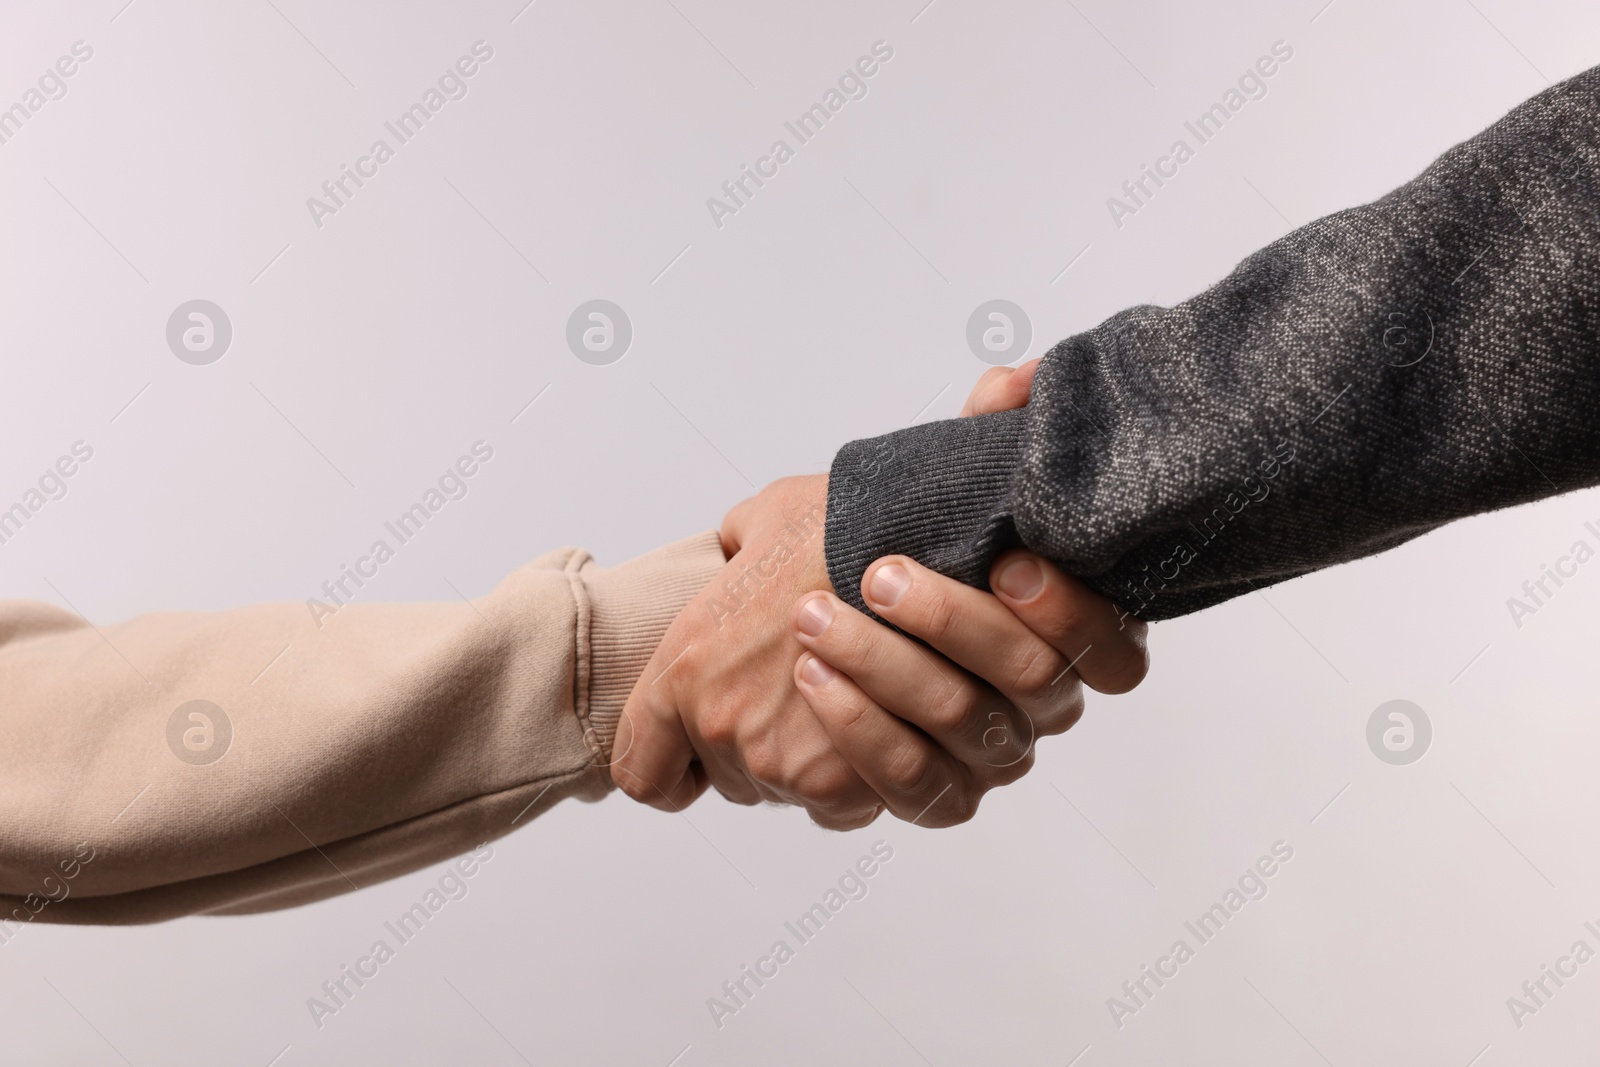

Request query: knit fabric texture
[{"left": 826, "top": 65, "right": 1600, "bottom": 621}]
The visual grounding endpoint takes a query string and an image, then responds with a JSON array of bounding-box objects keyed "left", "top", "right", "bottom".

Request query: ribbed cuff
[
  {"left": 825, "top": 408, "right": 1028, "bottom": 619},
  {"left": 580, "top": 531, "right": 726, "bottom": 762}
]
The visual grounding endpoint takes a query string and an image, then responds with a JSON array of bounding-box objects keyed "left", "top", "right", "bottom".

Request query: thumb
[
  {"left": 611, "top": 686, "right": 707, "bottom": 813},
  {"left": 960, "top": 359, "right": 1040, "bottom": 417}
]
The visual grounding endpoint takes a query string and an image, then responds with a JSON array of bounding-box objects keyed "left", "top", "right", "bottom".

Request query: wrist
[{"left": 581, "top": 531, "right": 726, "bottom": 764}]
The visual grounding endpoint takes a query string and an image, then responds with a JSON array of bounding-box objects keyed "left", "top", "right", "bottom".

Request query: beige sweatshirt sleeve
[{"left": 0, "top": 531, "right": 725, "bottom": 927}]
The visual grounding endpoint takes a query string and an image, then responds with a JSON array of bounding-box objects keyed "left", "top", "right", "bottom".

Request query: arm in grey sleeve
[{"left": 826, "top": 65, "right": 1600, "bottom": 621}]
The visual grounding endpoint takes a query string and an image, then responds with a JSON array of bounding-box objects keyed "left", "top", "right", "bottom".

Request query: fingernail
[
  {"left": 796, "top": 595, "right": 833, "bottom": 637},
  {"left": 800, "top": 655, "right": 836, "bottom": 686},
  {"left": 867, "top": 562, "right": 910, "bottom": 609},
  {"left": 996, "top": 558, "right": 1044, "bottom": 601}
]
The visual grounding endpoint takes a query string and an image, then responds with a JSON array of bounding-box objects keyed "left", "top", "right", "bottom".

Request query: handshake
[{"left": 610, "top": 363, "right": 1150, "bottom": 829}]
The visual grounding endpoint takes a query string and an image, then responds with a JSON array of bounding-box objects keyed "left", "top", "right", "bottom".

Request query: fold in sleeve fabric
[
  {"left": 826, "top": 65, "right": 1600, "bottom": 621},
  {"left": 0, "top": 531, "right": 725, "bottom": 925}
]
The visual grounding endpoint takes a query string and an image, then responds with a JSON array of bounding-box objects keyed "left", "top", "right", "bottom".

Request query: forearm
[
  {"left": 828, "top": 65, "right": 1600, "bottom": 620},
  {"left": 0, "top": 532, "right": 723, "bottom": 925}
]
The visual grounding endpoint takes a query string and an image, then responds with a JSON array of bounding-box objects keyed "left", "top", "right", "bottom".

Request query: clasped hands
[{"left": 612, "top": 364, "right": 1149, "bottom": 829}]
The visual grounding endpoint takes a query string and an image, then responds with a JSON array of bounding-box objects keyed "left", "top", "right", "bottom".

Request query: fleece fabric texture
[{"left": 0, "top": 532, "right": 725, "bottom": 924}]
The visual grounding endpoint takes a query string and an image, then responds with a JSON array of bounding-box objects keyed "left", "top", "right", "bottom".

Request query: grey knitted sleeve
[{"left": 825, "top": 65, "right": 1600, "bottom": 622}]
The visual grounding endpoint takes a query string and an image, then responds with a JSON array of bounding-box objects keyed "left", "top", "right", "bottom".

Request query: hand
[
  {"left": 790, "top": 551, "right": 1148, "bottom": 825},
  {"left": 611, "top": 473, "right": 1145, "bottom": 828},
  {"left": 781, "top": 355, "right": 1147, "bottom": 825},
  {"left": 610, "top": 355, "right": 1147, "bottom": 830},
  {"left": 614, "top": 472, "right": 889, "bottom": 828}
]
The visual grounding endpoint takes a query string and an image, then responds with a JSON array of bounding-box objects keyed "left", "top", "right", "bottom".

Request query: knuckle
[
  {"left": 796, "top": 760, "right": 864, "bottom": 808},
  {"left": 809, "top": 810, "right": 845, "bottom": 831},
  {"left": 1098, "top": 645, "right": 1152, "bottom": 695},
  {"left": 814, "top": 618, "right": 886, "bottom": 677},
  {"left": 810, "top": 807, "right": 864, "bottom": 832},
  {"left": 948, "top": 782, "right": 985, "bottom": 825},
  {"left": 697, "top": 706, "right": 740, "bottom": 750},
  {"left": 924, "top": 678, "right": 980, "bottom": 736},
  {"left": 912, "top": 783, "right": 979, "bottom": 828},
  {"left": 797, "top": 662, "right": 877, "bottom": 735},
  {"left": 1020, "top": 587, "right": 1087, "bottom": 647},
  {"left": 742, "top": 742, "right": 784, "bottom": 787},
  {"left": 985, "top": 744, "right": 1035, "bottom": 786},
  {"left": 880, "top": 743, "right": 938, "bottom": 798},
  {"left": 827, "top": 690, "right": 876, "bottom": 735},
  {"left": 917, "top": 591, "right": 962, "bottom": 643},
  {"left": 713, "top": 781, "right": 760, "bottom": 806},
  {"left": 970, "top": 714, "right": 1033, "bottom": 783},
  {"left": 953, "top": 788, "right": 984, "bottom": 824},
  {"left": 1009, "top": 642, "right": 1064, "bottom": 698},
  {"left": 813, "top": 804, "right": 882, "bottom": 832},
  {"left": 1031, "top": 675, "right": 1086, "bottom": 736},
  {"left": 1054, "top": 686, "right": 1088, "bottom": 733}
]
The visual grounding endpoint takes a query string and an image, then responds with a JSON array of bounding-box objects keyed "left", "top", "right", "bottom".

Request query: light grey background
[{"left": 2, "top": 0, "right": 1598, "bottom": 1063}]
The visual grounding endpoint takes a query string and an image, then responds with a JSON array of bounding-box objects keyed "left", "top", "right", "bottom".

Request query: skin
[
  {"left": 790, "top": 551, "right": 1148, "bottom": 827},
  {"left": 610, "top": 361, "right": 1149, "bottom": 828}
]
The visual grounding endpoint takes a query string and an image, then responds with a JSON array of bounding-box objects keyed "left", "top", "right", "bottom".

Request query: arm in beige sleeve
[{"left": 0, "top": 531, "right": 725, "bottom": 927}]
